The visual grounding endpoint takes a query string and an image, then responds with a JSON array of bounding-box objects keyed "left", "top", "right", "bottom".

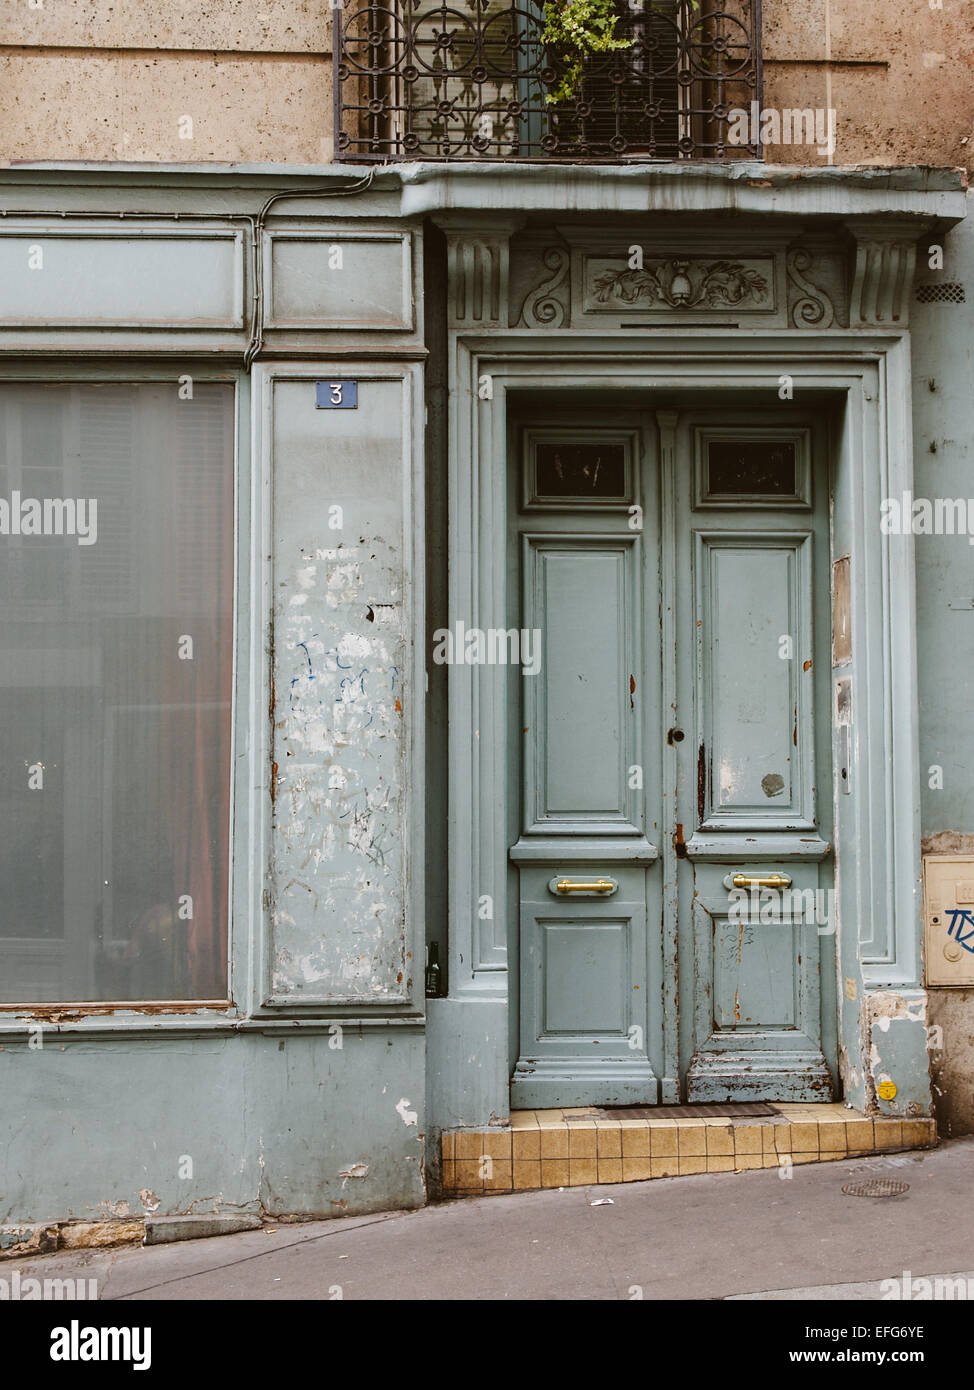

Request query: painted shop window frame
[
  {"left": 247, "top": 362, "right": 427, "bottom": 1022},
  {"left": 0, "top": 362, "right": 251, "bottom": 1031}
]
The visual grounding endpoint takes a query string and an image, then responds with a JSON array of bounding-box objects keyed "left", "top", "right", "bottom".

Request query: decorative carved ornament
[
  {"left": 590, "top": 258, "right": 771, "bottom": 311},
  {"left": 517, "top": 246, "right": 571, "bottom": 329},
  {"left": 578, "top": 254, "right": 777, "bottom": 317},
  {"left": 785, "top": 249, "right": 836, "bottom": 329}
]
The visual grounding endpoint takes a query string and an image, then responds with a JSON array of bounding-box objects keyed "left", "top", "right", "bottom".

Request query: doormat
[{"left": 594, "top": 1103, "right": 780, "bottom": 1120}]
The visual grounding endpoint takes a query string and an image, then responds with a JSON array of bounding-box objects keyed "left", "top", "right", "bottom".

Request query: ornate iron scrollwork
[{"left": 335, "top": 0, "right": 762, "bottom": 161}]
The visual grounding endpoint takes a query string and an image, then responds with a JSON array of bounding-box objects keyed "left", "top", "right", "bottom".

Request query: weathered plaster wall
[
  {"left": 0, "top": 1031, "right": 425, "bottom": 1225},
  {"left": 763, "top": 0, "right": 974, "bottom": 169},
  {"left": 0, "top": 1, "right": 333, "bottom": 163},
  {"left": 913, "top": 199, "right": 974, "bottom": 1135}
]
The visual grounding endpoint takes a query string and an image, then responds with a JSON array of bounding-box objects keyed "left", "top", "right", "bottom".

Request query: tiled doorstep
[{"left": 439, "top": 1105, "right": 937, "bottom": 1196}]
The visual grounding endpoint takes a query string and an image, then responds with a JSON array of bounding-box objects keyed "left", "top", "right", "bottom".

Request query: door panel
[
  {"left": 522, "top": 536, "right": 641, "bottom": 833},
  {"left": 515, "top": 863, "right": 656, "bottom": 1106},
  {"left": 697, "top": 532, "right": 817, "bottom": 828},
  {"left": 510, "top": 413, "right": 661, "bottom": 1108},
  {"left": 510, "top": 403, "right": 836, "bottom": 1108},
  {"left": 676, "top": 409, "right": 835, "bottom": 1102}
]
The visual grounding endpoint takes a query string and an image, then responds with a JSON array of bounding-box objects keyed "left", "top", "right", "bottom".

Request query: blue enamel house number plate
[{"left": 315, "top": 381, "right": 358, "bottom": 409}]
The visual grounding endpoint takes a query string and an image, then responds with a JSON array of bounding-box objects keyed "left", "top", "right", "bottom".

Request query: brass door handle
[
  {"left": 731, "top": 873, "right": 792, "bottom": 889},
  {"left": 555, "top": 878, "right": 616, "bottom": 893}
]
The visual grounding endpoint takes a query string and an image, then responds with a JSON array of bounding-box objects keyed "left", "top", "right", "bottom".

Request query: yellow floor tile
[
  {"left": 478, "top": 1131, "right": 513, "bottom": 1160},
  {"left": 540, "top": 1128, "right": 570, "bottom": 1159},
  {"left": 651, "top": 1126, "right": 679, "bottom": 1157},
  {"left": 513, "top": 1129, "right": 541, "bottom": 1160},
  {"left": 568, "top": 1128, "right": 598, "bottom": 1158},
  {"left": 735, "top": 1154, "right": 763, "bottom": 1170},
  {"left": 622, "top": 1127, "right": 651, "bottom": 1158},
  {"left": 845, "top": 1119, "right": 874, "bottom": 1149},
  {"left": 902, "top": 1119, "right": 935, "bottom": 1148},
  {"left": 873, "top": 1119, "right": 903, "bottom": 1148},
  {"left": 677, "top": 1126, "right": 708, "bottom": 1157},
  {"left": 622, "top": 1156, "right": 653, "bottom": 1182},
  {"left": 597, "top": 1158, "right": 623, "bottom": 1184},
  {"left": 484, "top": 1161, "right": 513, "bottom": 1190},
  {"left": 513, "top": 1161, "right": 541, "bottom": 1191},
  {"left": 733, "top": 1124, "right": 764, "bottom": 1155},
  {"left": 789, "top": 1122, "right": 820, "bottom": 1153},
  {"left": 707, "top": 1155, "right": 736, "bottom": 1172},
  {"left": 536, "top": 1110, "right": 566, "bottom": 1126},
  {"left": 454, "top": 1160, "right": 484, "bottom": 1190},
  {"left": 541, "top": 1158, "right": 570, "bottom": 1188},
  {"left": 441, "top": 1160, "right": 456, "bottom": 1190},
  {"left": 706, "top": 1124, "right": 735, "bottom": 1156},
  {"left": 818, "top": 1124, "right": 847, "bottom": 1153},
  {"left": 454, "top": 1131, "right": 487, "bottom": 1160},
  {"left": 569, "top": 1159, "right": 598, "bottom": 1186},
  {"left": 679, "top": 1155, "right": 707, "bottom": 1175},
  {"left": 651, "top": 1157, "right": 680, "bottom": 1178},
  {"left": 510, "top": 1110, "right": 539, "bottom": 1129},
  {"left": 441, "top": 1132, "right": 455, "bottom": 1160},
  {"left": 597, "top": 1127, "right": 622, "bottom": 1157}
]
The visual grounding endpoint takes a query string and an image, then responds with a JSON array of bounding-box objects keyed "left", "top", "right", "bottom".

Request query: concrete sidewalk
[{"left": 10, "top": 1139, "right": 974, "bottom": 1301}]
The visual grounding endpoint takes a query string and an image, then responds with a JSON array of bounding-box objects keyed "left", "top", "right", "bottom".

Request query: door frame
[{"left": 441, "top": 331, "right": 923, "bottom": 1120}]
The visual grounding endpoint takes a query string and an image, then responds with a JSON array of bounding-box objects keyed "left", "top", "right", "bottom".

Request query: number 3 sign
[{"left": 315, "top": 381, "right": 358, "bottom": 409}]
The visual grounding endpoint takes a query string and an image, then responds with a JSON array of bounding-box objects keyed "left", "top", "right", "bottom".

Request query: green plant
[{"left": 540, "top": 0, "right": 634, "bottom": 104}]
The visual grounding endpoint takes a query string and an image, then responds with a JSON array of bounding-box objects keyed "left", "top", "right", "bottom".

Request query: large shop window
[{"left": 0, "top": 382, "right": 234, "bottom": 1004}]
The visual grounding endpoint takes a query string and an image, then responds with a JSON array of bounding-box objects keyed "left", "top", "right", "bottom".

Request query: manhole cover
[{"left": 841, "top": 1178, "right": 910, "bottom": 1198}]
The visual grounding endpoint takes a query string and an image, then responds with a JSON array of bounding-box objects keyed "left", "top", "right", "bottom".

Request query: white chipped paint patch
[
  {"left": 336, "top": 632, "right": 372, "bottom": 663},
  {"left": 339, "top": 1164, "right": 369, "bottom": 1181},
  {"left": 396, "top": 1098, "right": 418, "bottom": 1126}
]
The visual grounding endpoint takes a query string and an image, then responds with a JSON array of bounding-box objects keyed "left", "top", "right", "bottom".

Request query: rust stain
[
  {"left": 697, "top": 743, "right": 706, "bottom": 822},
  {"left": 803, "top": 659, "right": 812, "bottom": 672},
  {"left": 629, "top": 674, "right": 636, "bottom": 709},
  {"left": 270, "top": 760, "right": 278, "bottom": 804},
  {"left": 394, "top": 698, "right": 402, "bottom": 714},
  {"left": 734, "top": 988, "right": 741, "bottom": 1022},
  {"left": 1, "top": 1001, "right": 233, "bottom": 1020},
  {"left": 674, "top": 821, "right": 688, "bottom": 858}
]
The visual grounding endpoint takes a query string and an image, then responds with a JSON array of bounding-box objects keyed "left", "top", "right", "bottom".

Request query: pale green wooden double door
[{"left": 508, "top": 404, "right": 837, "bottom": 1108}]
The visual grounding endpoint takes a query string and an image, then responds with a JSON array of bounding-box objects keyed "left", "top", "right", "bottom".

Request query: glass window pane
[
  {"left": 0, "top": 382, "right": 234, "bottom": 1003},
  {"left": 707, "top": 439, "right": 797, "bottom": 497},
  {"left": 536, "top": 441, "right": 627, "bottom": 498}
]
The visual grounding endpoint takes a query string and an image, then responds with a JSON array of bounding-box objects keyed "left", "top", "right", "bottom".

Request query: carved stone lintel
[
  {"left": 517, "top": 246, "right": 571, "bottom": 328},
  {"left": 786, "top": 248, "right": 836, "bottom": 329}
]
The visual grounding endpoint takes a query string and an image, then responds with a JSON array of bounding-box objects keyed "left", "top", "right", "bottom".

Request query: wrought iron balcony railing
[{"left": 334, "top": 0, "right": 762, "bottom": 162}]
